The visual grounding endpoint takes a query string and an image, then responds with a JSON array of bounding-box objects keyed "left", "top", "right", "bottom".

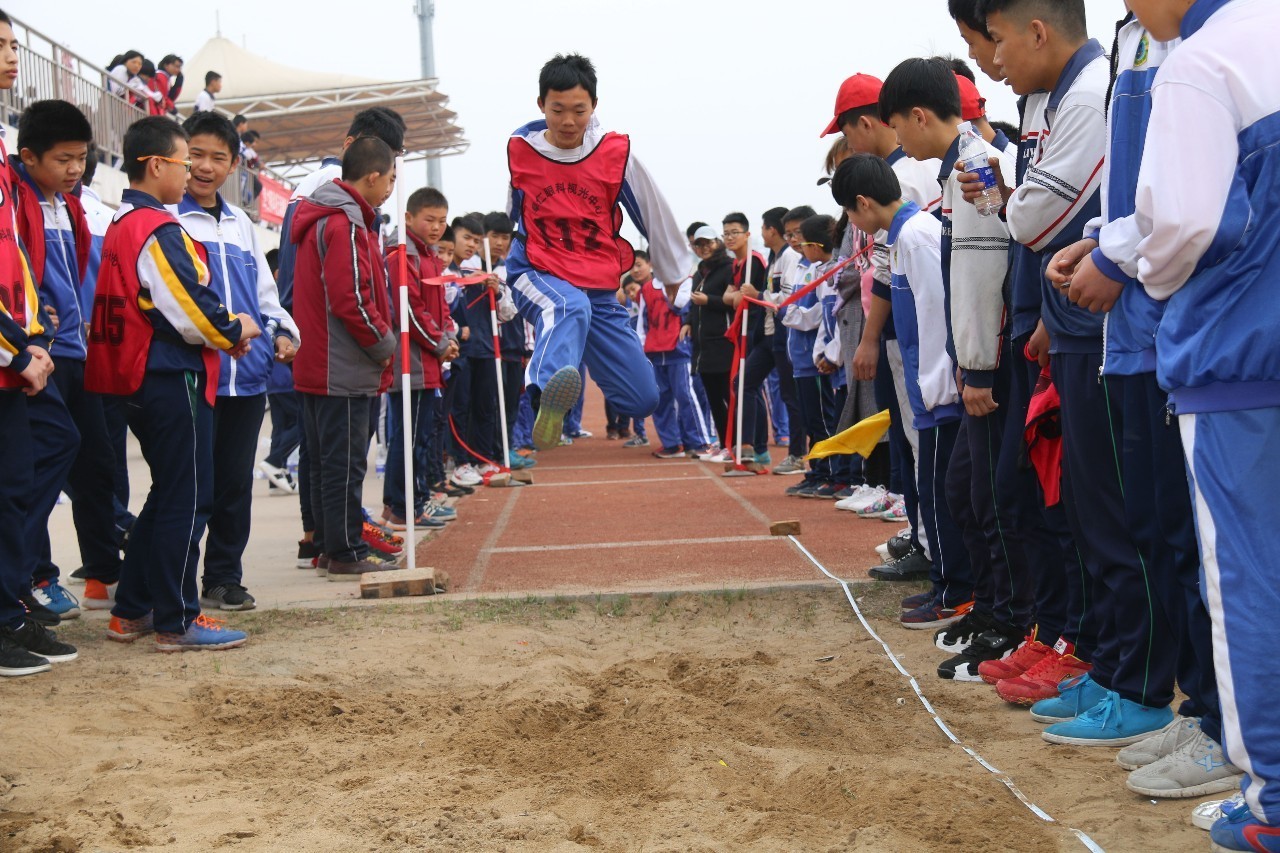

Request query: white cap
[{"left": 692, "top": 225, "right": 720, "bottom": 242}]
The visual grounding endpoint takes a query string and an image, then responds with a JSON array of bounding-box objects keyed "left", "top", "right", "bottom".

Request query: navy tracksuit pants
[
  {"left": 264, "top": 390, "right": 301, "bottom": 470},
  {"left": 793, "top": 373, "right": 850, "bottom": 484},
  {"left": 649, "top": 357, "right": 706, "bottom": 452},
  {"left": 918, "top": 419, "right": 973, "bottom": 608},
  {"left": 384, "top": 389, "right": 436, "bottom": 519},
  {"left": 300, "top": 393, "right": 372, "bottom": 564},
  {"left": 112, "top": 370, "right": 214, "bottom": 634},
  {"left": 0, "top": 391, "right": 37, "bottom": 629},
  {"left": 203, "top": 394, "right": 267, "bottom": 591},
  {"left": 1055, "top": 351, "right": 1174, "bottom": 708}
]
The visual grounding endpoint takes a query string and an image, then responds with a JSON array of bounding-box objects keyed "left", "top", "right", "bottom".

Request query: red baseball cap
[
  {"left": 821, "top": 73, "right": 884, "bottom": 137},
  {"left": 956, "top": 74, "right": 986, "bottom": 122}
]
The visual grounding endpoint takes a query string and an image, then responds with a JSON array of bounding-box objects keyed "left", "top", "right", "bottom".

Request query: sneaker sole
[
  {"left": 39, "top": 650, "right": 79, "bottom": 663},
  {"left": 1191, "top": 799, "right": 1240, "bottom": 831},
  {"left": 200, "top": 597, "right": 257, "bottom": 612},
  {"left": 82, "top": 600, "right": 114, "bottom": 611},
  {"left": 900, "top": 614, "right": 965, "bottom": 630},
  {"left": 155, "top": 638, "right": 248, "bottom": 652},
  {"left": 533, "top": 367, "right": 582, "bottom": 451},
  {"left": 1029, "top": 710, "right": 1072, "bottom": 723},
  {"left": 1042, "top": 729, "right": 1171, "bottom": 747},
  {"left": 938, "top": 663, "right": 986, "bottom": 682},
  {"left": 1126, "top": 773, "right": 1244, "bottom": 800},
  {"left": 106, "top": 631, "right": 152, "bottom": 643},
  {"left": 0, "top": 661, "right": 52, "bottom": 676}
]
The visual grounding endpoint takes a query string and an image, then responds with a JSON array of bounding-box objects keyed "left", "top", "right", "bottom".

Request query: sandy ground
[{"left": 1, "top": 585, "right": 1208, "bottom": 853}]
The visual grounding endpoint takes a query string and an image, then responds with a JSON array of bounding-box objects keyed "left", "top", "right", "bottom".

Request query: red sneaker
[
  {"left": 82, "top": 579, "right": 117, "bottom": 611},
  {"left": 978, "top": 628, "right": 1053, "bottom": 684},
  {"left": 362, "top": 523, "right": 404, "bottom": 558},
  {"left": 995, "top": 638, "right": 1092, "bottom": 706}
]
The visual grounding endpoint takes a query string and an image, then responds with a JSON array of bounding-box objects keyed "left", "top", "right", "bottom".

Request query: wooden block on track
[
  {"left": 769, "top": 520, "right": 801, "bottom": 536},
  {"left": 359, "top": 567, "right": 437, "bottom": 599},
  {"left": 511, "top": 468, "right": 534, "bottom": 484}
]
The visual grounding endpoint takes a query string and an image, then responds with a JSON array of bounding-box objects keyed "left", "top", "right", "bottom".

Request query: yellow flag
[{"left": 805, "top": 409, "right": 892, "bottom": 461}]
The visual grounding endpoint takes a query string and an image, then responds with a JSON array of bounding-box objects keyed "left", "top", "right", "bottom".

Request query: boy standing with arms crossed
[
  {"left": 1126, "top": 0, "right": 1280, "bottom": 845},
  {"left": 87, "top": 116, "right": 260, "bottom": 651},
  {"left": 507, "top": 54, "right": 693, "bottom": 450}
]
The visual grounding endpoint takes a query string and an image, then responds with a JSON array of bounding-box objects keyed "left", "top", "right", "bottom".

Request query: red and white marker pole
[
  {"left": 395, "top": 156, "right": 414, "bottom": 569},
  {"left": 483, "top": 235, "right": 513, "bottom": 478},
  {"left": 734, "top": 261, "right": 750, "bottom": 467}
]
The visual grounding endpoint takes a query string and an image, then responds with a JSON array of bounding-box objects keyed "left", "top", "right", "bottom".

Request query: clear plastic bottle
[{"left": 956, "top": 120, "right": 1003, "bottom": 216}]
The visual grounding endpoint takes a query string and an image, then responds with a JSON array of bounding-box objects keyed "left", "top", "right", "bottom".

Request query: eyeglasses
[
  {"left": 783, "top": 231, "right": 799, "bottom": 239},
  {"left": 137, "top": 154, "right": 192, "bottom": 173},
  {"left": 721, "top": 231, "right": 746, "bottom": 239}
]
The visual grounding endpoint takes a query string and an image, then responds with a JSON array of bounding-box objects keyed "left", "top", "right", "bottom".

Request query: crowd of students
[{"left": 2, "top": 0, "right": 1278, "bottom": 847}]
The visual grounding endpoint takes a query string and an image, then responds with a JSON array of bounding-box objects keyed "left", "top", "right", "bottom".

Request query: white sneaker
[
  {"left": 450, "top": 464, "right": 483, "bottom": 487},
  {"left": 1116, "top": 715, "right": 1196, "bottom": 770},
  {"left": 477, "top": 463, "right": 502, "bottom": 478},
  {"left": 1191, "top": 795, "right": 1244, "bottom": 831},
  {"left": 1126, "top": 724, "right": 1243, "bottom": 799},
  {"left": 695, "top": 445, "right": 723, "bottom": 462},
  {"left": 258, "top": 460, "right": 293, "bottom": 491},
  {"left": 836, "top": 484, "right": 885, "bottom": 512}
]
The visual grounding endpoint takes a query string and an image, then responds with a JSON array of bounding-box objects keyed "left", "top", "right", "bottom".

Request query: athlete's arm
[{"left": 618, "top": 154, "right": 697, "bottom": 286}]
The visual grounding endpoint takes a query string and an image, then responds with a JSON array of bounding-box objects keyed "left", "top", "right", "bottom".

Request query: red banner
[{"left": 258, "top": 174, "right": 291, "bottom": 226}]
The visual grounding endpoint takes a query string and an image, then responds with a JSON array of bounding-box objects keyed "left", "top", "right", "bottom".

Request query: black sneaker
[
  {"left": 886, "top": 531, "right": 915, "bottom": 561},
  {"left": 327, "top": 558, "right": 399, "bottom": 582},
  {"left": 70, "top": 565, "right": 91, "bottom": 580},
  {"left": 433, "top": 480, "right": 472, "bottom": 498},
  {"left": 7, "top": 620, "right": 78, "bottom": 663},
  {"left": 934, "top": 610, "right": 996, "bottom": 654},
  {"left": 868, "top": 550, "right": 932, "bottom": 582},
  {"left": 937, "top": 623, "right": 1021, "bottom": 681},
  {"left": 0, "top": 631, "right": 51, "bottom": 677},
  {"left": 201, "top": 584, "right": 257, "bottom": 612},
  {"left": 296, "top": 539, "right": 321, "bottom": 569},
  {"left": 19, "top": 593, "right": 60, "bottom": 626}
]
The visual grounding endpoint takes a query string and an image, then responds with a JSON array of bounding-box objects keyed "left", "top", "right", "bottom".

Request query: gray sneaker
[
  {"left": 622, "top": 435, "right": 650, "bottom": 447},
  {"left": 772, "top": 455, "right": 806, "bottom": 475},
  {"left": 326, "top": 559, "right": 399, "bottom": 582},
  {"left": 1116, "top": 715, "right": 1198, "bottom": 770},
  {"left": 1125, "top": 724, "right": 1243, "bottom": 799}
]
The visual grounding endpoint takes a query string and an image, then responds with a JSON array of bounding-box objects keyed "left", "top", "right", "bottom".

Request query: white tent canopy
[{"left": 178, "top": 37, "right": 467, "bottom": 169}]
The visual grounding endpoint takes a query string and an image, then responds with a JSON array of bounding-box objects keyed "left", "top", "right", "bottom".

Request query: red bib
[
  {"left": 85, "top": 206, "right": 219, "bottom": 404},
  {"left": 0, "top": 144, "right": 40, "bottom": 390},
  {"left": 507, "top": 131, "right": 635, "bottom": 289}
]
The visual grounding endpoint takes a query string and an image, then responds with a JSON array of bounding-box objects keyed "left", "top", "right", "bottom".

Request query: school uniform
[
  {"left": 290, "top": 180, "right": 396, "bottom": 563},
  {"left": 767, "top": 248, "right": 806, "bottom": 458},
  {"left": 781, "top": 259, "right": 842, "bottom": 486},
  {"left": 506, "top": 119, "right": 693, "bottom": 419},
  {"left": 936, "top": 134, "right": 1035, "bottom": 632},
  {"left": 1135, "top": 0, "right": 1280, "bottom": 821},
  {"left": 173, "top": 193, "right": 299, "bottom": 594},
  {"left": 456, "top": 265, "right": 517, "bottom": 465},
  {"left": 0, "top": 138, "right": 55, "bottom": 630},
  {"left": 689, "top": 253, "right": 737, "bottom": 445},
  {"left": 638, "top": 276, "right": 703, "bottom": 452},
  {"left": 384, "top": 229, "right": 453, "bottom": 518},
  {"left": 84, "top": 189, "right": 243, "bottom": 635},
  {"left": 497, "top": 263, "right": 529, "bottom": 456},
  {"left": 12, "top": 164, "right": 107, "bottom": 591},
  {"left": 886, "top": 201, "right": 971, "bottom": 608},
  {"left": 874, "top": 150, "right": 943, "bottom": 556},
  {"left": 1008, "top": 39, "right": 1170, "bottom": 708},
  {"left": 811, "top": 260, "right": 857, "bottom": 486}
]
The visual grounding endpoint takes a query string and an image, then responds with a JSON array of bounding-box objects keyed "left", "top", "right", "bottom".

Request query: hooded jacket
[
  {"left": 290, "top": 180, "right": 396, "bottom": 396},
  {"left": 688, "top": 252, "right": 735, "bottom": 374},
  {"left": 386, "top": 227, "right": 454, "bottom": 391}
]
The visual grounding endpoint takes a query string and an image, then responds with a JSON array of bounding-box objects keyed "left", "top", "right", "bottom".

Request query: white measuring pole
[
  {"left": 483, "top": 235, "right": 512, "bottom": 471},
  {"left": 734, "top": 256, "right": 750, "bottom": 466}
]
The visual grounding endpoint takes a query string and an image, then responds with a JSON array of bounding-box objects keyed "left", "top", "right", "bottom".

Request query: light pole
[{"left": 415, "top": 0, "right": 443, "bottom": 190}]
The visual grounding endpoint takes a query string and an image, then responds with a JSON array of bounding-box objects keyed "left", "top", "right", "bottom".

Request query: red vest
[
  {"left": 640, "top": 279, "right": 681, "bottom": 354},
  {"left": 0, "top": 143, "right": 41, "bottom": 390},
  {"left": 84, "top": 206, "right": 219, "bottom": 405},
  {"left": 507, "top": 131, "right": 634, "bottom": 289}
]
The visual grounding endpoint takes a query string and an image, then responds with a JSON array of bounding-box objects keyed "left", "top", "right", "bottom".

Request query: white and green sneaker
[{"left": 532, "top": 366, "right": 582, "bottom": 451}]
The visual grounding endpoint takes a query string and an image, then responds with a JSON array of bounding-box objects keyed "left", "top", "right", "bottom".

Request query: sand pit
[{"left": 2, "top": 586, "right": 1208, "bottom": 852}]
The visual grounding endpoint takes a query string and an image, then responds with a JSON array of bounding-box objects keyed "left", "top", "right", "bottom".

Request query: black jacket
[{"left": 689, "top": 252, "right": 735, "bottom": 374}]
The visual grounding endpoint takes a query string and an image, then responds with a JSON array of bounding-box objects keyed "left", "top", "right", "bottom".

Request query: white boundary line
[{"left": 787, "top": 534, "right": 1105, "bottom": 853}]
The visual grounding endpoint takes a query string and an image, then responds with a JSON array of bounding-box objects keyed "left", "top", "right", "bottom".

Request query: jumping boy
[
  {"left": 506, "top": 53, "right": 693, "bottom": 450},
  {"left": 173, "top": 111, "right": 299, "bottom": 612},
  {"left": 832, "top": 154, "right": 973, "bottom": 630},
  {"left": 86, "top": 116, "right": 260, "bottom": 650}
]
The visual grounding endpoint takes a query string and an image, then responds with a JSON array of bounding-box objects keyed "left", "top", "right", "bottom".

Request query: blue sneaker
[
  {"left": 424, "top": 501, "right": 457, "bottom": 523},
  {"left": 32, "top": 580, "right": 80, "bottom": 620},
  {"left": 1210, "top": 801, "right": 1280, "bottom": 852},
  {"left": 508, "top": 451, "right": 537, "bottom": 470},
  {"left": 1041, "top": 690, "right": 1174, "bottom": 747},
  {"left": 155, "top": 614, "right": 248, "bottom": 652},
  {"left": 753, "top": 451, "right": 771, "bottom": 466},
  {"left": 533, "top": 366, "right": 582, "bottom": 451},
  {"left": 1030, "top": 672, "right": 1108, "bottom": 723}
]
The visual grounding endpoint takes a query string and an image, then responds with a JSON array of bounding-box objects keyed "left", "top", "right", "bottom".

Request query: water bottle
[{"left": 957, "top": 121, "right": 1003, "bottom": 216}]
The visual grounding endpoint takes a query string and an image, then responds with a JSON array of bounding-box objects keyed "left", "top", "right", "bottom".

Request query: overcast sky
[{"left": 24, "top": 0, "right": 1124, "bottom": 240}]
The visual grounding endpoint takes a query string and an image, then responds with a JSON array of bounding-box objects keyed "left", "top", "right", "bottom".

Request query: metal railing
[{"left": 1, "top": 13, "right": 294, "bottom": 226}]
